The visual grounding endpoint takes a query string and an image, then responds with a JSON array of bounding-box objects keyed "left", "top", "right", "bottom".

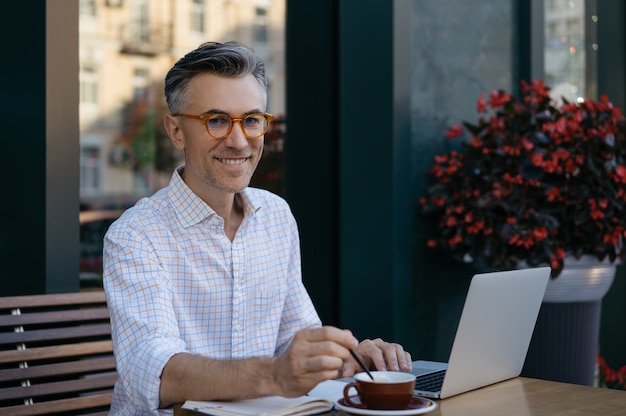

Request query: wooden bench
[{"left": 0, "top": 291, "right": 116, "bottom": 416}]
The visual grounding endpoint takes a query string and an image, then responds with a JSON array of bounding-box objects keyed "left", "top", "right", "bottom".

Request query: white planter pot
[{"left": 543, "top": 255, "right": 617, "bottom": 303}]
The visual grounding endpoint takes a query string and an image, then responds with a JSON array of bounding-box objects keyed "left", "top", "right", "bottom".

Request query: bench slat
[
  {"left": 0, "top": 292, "right": 107, "bottom": 310},
  {"left": 0, "top": 340, "right": 113, "bottom": 364},
  {"left": 0, "top": 356, "right": 116, "bottom": 382},
  {"left": 0, "top": 374, "right": 118, "bottom": 401},
  {"left": 1, "top": 392, "right": 113, "bottom": 416},
  {"left": 0, "top": 323, "right": 111, "bottom": 347},
  {"left": 0, "top": 308, "right": 110, "bottom": 328}
]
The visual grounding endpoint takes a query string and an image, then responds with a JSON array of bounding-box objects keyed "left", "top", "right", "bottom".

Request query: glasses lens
[
  {"left": 242, "top": 114, "right": 268, "bottom": 138},
  {"left": 206, "top": 115, "right": 232, "bottom": 138}
]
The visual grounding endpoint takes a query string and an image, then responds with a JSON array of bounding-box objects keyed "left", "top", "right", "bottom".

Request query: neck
[{"left": 180, "top": 168, "right": 245, "bottom": 241}]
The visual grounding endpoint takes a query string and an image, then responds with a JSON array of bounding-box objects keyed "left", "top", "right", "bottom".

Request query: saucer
[{"left": 335, "top": 395, "right": 437, "bottom": 416}]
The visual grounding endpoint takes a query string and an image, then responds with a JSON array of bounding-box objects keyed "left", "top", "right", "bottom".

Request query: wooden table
[{"left": 175, "top": 377, "right": 626, "bottom": 416}]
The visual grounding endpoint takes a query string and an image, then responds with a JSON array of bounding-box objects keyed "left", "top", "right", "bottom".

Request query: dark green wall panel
[
  {"left": 0, "top": 1, "right": 47, "bottom": 295},
  {"left": 285, "top": 0, "right": 340, "bottom": 325}
]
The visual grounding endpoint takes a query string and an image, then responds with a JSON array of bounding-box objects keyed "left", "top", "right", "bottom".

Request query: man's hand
[
  {"left": 340, "top": 338, "right": 412, "bottom": 377},
  {"left": 272, "top": 326, "right": 358, "bottom": 397},
  {"left": 159, "top": 329, "right": 412, "bottom": 407}
]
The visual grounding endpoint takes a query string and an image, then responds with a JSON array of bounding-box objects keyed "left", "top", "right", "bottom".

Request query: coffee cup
[{"left": 342, "top": 371, "right": 416, "bottom": 410}]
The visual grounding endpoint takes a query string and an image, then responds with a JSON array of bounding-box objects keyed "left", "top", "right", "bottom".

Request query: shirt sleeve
[{"left": 104, "top": 221, "right": 186, "bottom": 413}]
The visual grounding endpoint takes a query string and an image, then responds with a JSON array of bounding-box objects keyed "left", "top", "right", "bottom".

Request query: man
[{"left": 103, "top": 41, "right": 412, "bottom": 415}]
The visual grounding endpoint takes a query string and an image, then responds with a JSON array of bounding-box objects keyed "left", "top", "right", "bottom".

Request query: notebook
[{"left": 411, "top": 267, "right": 550, "bottom": 399}]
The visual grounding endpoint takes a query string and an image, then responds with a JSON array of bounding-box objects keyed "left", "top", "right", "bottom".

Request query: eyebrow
[{"left": 201, "top": 108, "right": 265, "bottom": 116}]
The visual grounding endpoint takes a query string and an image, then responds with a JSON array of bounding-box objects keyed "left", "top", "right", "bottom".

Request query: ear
[{"left": 163, "top": 114, "right": 186, "bottom": 150}]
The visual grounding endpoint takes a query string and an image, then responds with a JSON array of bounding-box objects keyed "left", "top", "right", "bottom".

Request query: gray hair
[{"left": 164, "top": 41, "right": 267, "bottom": 114}]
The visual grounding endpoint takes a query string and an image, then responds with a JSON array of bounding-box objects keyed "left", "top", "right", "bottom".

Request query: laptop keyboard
[{"left": 414, "top": 369, "right": 447, "bottom": 392}]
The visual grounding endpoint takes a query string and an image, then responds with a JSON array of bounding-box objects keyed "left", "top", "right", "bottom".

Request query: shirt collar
[{"left": 168, "top": 166, "right": 261, "bottom": 228}]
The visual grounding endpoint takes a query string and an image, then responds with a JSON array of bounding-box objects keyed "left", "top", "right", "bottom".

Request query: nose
[{"left": 223, "top": 120, "right": 249, "bottom": 148}]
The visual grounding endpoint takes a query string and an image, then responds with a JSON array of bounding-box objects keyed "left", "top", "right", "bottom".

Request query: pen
[{"left": 350, "top": 349, "right": 375, "bottom": 381}]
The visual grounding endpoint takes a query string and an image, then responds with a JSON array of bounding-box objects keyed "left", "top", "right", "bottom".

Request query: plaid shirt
[{"left": 103, "top": 168, "right": 321, "bottom": 415}]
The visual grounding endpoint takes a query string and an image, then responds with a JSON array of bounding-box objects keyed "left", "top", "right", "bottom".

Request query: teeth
[{"left": 219, "top": 158, "right": 247, "bottom": 165}]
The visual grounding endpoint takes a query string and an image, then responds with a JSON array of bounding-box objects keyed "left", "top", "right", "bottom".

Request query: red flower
[
  {"left": 604, "top": 227, "right": 624, "bottom": 246},
  {"left": 476, "top": 93, "right": 487, "bottom": 113},
  {"left": 502, "top": 145, "right": 521, "bottom": 156},
  {"left": 550, "top": 258, "right": 560, "bottom": 269},
  {"left": 503, "top": 173, "right": 523, "bottom": 185},
  {"left": 467, "top": 220, "right": 484, "bottom": 234},
  {"left": 531, "top": 152, "right": 544, "bottom": 167},
  {"left": 521, "top": 136, "right": 534, "bottom": 151},
  {"left": 469, "top": 136, "right": 483, "bottom": 147},
  {"left": 546, "top": 187, "right": 562, "bottom": 202},
  {"left": 489, "top": 90, "right": 512, "bottom": 108},
  {"left": 613, "top": 165, "right": 626, "bottom": 184},
  {"left": 598, "top": 354, "right": 626, "bottom": 390},
  {"left": 448, "top": 234, "right": 463, "bottom": 246},
  {"left": 509, "top": 232, "right": 535, "bottom": 249},
  {"left": 589, "top": 199, "right": 605, "bottom": 220},
  {"left": 533, "top": 226, "right": 548, "bottom": 241},
  {"left": 446, "top": 125, "right": 464, "bottom": 139}
]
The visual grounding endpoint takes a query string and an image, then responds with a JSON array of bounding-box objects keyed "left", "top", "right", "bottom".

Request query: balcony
[{"left": 119, "top": 21, "right": 172, "bottom": 56}]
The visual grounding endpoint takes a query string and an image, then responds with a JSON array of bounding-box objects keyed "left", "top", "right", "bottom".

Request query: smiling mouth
[{"left": 217, "top": 157, "right": 249, "bottom": 165}]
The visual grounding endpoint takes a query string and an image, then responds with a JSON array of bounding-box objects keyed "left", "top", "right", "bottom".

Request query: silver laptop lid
[{"left": 440, "top": 267, "right": 550, "bottom": 399}]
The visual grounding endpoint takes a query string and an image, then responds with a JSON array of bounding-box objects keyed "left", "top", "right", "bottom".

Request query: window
[
  {"left": 79, "top": 0, "right": 97, "bottom": 16},
  {"left": 191, "top": 0, "right": 205, "bottom": 33},
  {"left": 544, "top": 0, "right": 597, "bottom": 102},
  {"left": 254, "top": 7, "right": 268, "bottom": 43},
  {"left": 132, "top": 0, "right": 150, "bottom": 43},
  {"left": 80, "top": 145, "right": 101, "bottom": 196},
  {"left": 133, "top": 68, "right": 150, "bottom": 100},
  {"left": 80, "top": 64, "right": 98, "bottom": 105}
]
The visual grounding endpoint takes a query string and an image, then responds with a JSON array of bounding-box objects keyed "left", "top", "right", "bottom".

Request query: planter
[
  {"left": 521, "top": 256, "right": 617, "bottom": 386},
  {"left": 542, "top": 256, "right": 616, "bottom": 303}
]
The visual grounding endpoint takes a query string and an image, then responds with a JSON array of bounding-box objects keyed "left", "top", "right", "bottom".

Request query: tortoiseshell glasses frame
[{"left": 172, "top": 112, "right": 274, "bottom": 139}]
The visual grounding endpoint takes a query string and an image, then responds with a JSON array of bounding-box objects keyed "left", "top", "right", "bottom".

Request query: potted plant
[{"left": 419, "top": 79, "right": 626, "bottom": 385}]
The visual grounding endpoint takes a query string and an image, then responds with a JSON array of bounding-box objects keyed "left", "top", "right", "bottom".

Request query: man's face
[{"left": 168, "top": 72, "right": 266, "bottom": 198}]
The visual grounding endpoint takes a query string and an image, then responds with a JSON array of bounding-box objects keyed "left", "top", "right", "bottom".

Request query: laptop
[{"left": 411, "top": 267, "right": 550, "bottom": 399}]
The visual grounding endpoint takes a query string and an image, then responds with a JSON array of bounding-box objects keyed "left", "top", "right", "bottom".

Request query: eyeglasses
[{"left": 172, "top": 112, "right": 274, "bottom": 139}]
